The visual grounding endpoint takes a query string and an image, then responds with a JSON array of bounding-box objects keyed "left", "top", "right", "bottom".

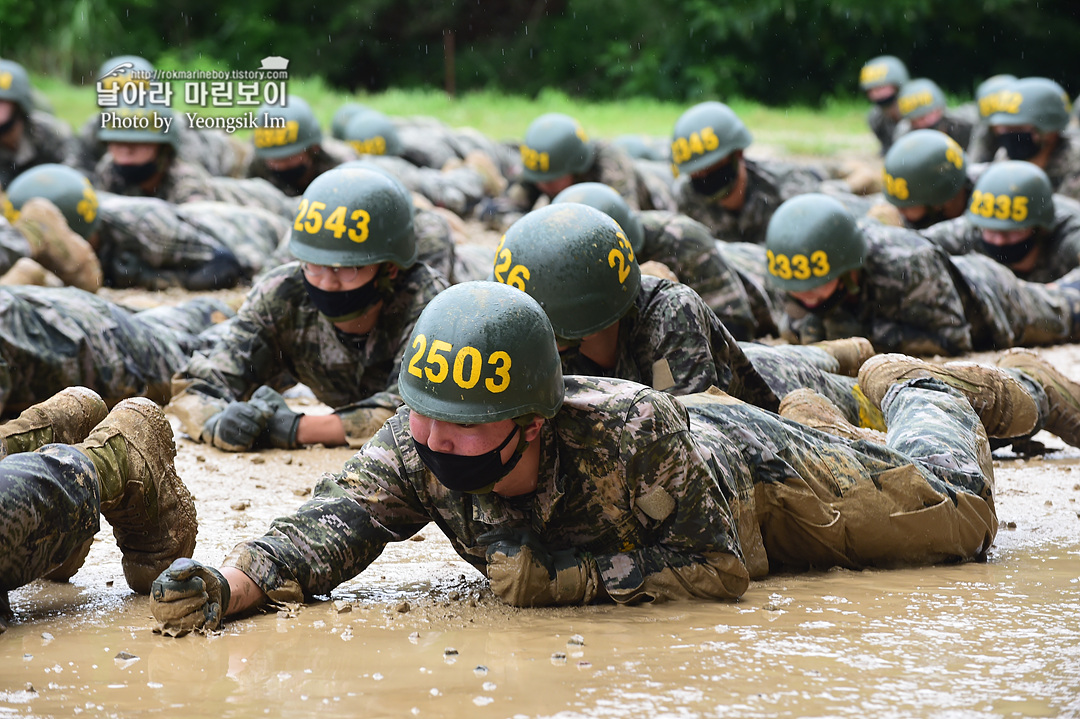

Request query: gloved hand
[
  {"left": 150, "top": 558, "right": 232, "bottom": 637},
  {"left": 482, "top": 529, "right": 598, "bottom": 607},
  {"left": 201, "top": 400, "right": 272, "bottom": 452},
  {"left": 249, "top": 385, "right": 302, "bottom": 449},
  {"left": 339, "top": 407, "right": 395, "bottom": 445}
]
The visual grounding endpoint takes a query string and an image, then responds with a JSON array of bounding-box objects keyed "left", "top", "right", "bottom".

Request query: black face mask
[
  {"left": 413, "top": 425, "right": 523, "bottom": 493},
  {"left": 690, "top": 157, "right": 740, "bottom": 199},
  {"left": 905, "top": 206, "right": 949, "bottom": 231},
  {"left": 302, "top": 274, "right": 383, "bottom": 323},
  {"left": 0, "top": 111, "right": 19, "bottom": 137},
  {"left": 271, "top": 163, "right": 310, "bottom": 190},
  {"left": 979, "top": 234, "right": 1039, "bottom": 266},
  {"left": 999, "top": 132, "right": 1041, "bottom": 161},
  {"left": 114, "top": 159, "right": 159, "bottom": 185},
  {"left": 873, "top": 92, "right": 898, "bottom": 107}
]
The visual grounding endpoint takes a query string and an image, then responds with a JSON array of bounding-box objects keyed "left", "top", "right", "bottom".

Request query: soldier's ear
[{"left": 522, "top": 416, "right": 545, "bottom": 442}]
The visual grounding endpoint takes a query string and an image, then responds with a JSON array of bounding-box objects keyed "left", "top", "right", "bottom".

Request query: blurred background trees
[{"left": 2, "top": 0, "right": 1078, "bottom": 103}]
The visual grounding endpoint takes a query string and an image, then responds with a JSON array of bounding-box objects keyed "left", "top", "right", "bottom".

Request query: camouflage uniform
[
  {"left": 95, "top": 156, "right": 298, "bottom": 219},
  {"left": 0, "top": 111, "right": 78, "bottom": 188},
  {"left": 245, "top": 138, "right": 358, "bottom": 196},
  {"left": 360, "top": 155, "right": 487, "bottom": 217},
  {"left": 637, "top": 211, "right": 773, "bottom": 339},
  {"left": 919, "top": 194, "right": 1080, "bottom": 283},
  {"left": 0, "top": 286, "right": 233, "bottom": 416},
  {"left": 171, "top": 261, "right": 447, "bottom": 444},
  {"left": 714, "top": 241, "right": 785, "bottom": 335},
  {"left": 867, "top": 105, "right": 901, "bottom": 156},
  {"left": 893, "top": 104, "right": 979, "bottom": 153},
  {"left": 74, "top": 114, "right": 250, "bottom": 178},
  {"left": 0, "top": 216, "right": 33, "bottom": 276},
  {"left": 95, "top": 194, "right": 290, "bottom": 289},
  {"left": 223, "top": 375, "right": 997, "bottom": 604},
  {"left": 780, "top": 220, "right": 1080, "bottom": 355},
  {"left": 1028, "top": 129, "right": 1080, "bottom": 201}
]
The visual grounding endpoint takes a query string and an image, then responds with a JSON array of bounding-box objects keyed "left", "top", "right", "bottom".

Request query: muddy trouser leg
[
  {"left": 0, "top": 445, "right": 101, "bottom": 617},
  {"left": 739, "top": 343, "right": 885, "bottom": 429},
  {"left": 990, "top": 368, "right": 1052, "bottom": 450},
  {"left": 686, "top": 378, "right": 996, "bottom": 573}
]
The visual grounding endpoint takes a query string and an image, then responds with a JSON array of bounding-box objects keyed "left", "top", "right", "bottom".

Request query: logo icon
[{"left": 259, "top": 56, "right": 290, "bottom": 71}]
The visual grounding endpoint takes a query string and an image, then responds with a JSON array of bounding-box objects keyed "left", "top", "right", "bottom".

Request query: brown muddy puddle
[{"left": 5, "top": 344, "right": 1080, "bottom": 717}]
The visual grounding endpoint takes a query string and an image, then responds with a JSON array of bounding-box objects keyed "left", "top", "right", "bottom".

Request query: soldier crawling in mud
[{"left": 147, "top": 280, "right": 1080, "bottom": 633}]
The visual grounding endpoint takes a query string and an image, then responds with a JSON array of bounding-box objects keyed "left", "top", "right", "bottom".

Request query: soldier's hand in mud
[
  {"left": 202, "top": 400, "right": 272, "bottom": 452},
  {"left": 339, "top": 407, "right": 395, "bottom": 445},
  {"left": 151, "top": 558, "right": 232, "bottom": 637},
  {"left": 482, "top": 529, "right": 596, "bottom": 607},
  {"left": 249, "top": 386, "right": 302, "bottom": 449}
]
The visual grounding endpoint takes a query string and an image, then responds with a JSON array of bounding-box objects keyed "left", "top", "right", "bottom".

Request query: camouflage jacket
[
  {"left": 245, "top": 138, "right": 358, "bottom": 196},
  {"left": 75, "top": 114, "right": 250, "bottom": 178},
  {"left": 780, "top": 221, "right": 973, "bottom": 355},
  {"left": 559, "top": 275, "right": 780, "bottom": 412},
  {"left": 867, "top": 105, "right": 900, "bottom": 156},
  {"left": 894, "top": 104, "right": 979, "bottom": 153},
  {"left": 361, "top": 155, "right": 487, "bottom": 216},
  {"left": 675, "top": 157, "right": 827, "bottom": 244},
  {"left": 224, "top": 376, "right": 754, "bottom": 605},
  {"left": 0, "top": 217, "right": 31, "bottom": 275},
  {"left": 0, "top": 111, "right": 78, "bottom": 188},
  {"left": 920, "top": 193, "right": 1080, "bottom": 283},
  {"left": 95, "top": 156, "right": 298, "bottom": 219},
  {"left": 0, "top": 287, "right": 228, "bottom": 415},
  {"left": 1039, "top": 129, "right": 1080, "bottom": 201},
  {"left": 173, "top": 261, "right": 447, "bottom": 440},
  {"left": 637, "top": 211, "right": 769, "bottom": 339},
  {"left": 96, "top": 193, "right": 289, "bottom": 288}
]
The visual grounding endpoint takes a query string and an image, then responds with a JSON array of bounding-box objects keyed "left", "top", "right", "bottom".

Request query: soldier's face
[
  {"left": 866, "top": 85, "right": 898, "bottom": 104},
  {"left": 409, "top": 413, "right": 521, "bottom": 460},
  {"left": 108, "top": 142, "right": 159, "bottom": 165},
  {"left": 265, "top": 151, "right": 310, "bottom": 171},
  {"left": 899, "top": 205, "right": 928, "bottom": 224},
  {"left": 788, "top": 278, "right": 841, "bottom": 308},
  {"left": 0, "top": 101, "right": 13, "bottom": 124},
  {"left": 301, "top": 262, "right": 383, "bottom": 291},
  {"left": 910, "top": 108, "right": 944, "bottom": 130},
  {"left": 537, "top": 174, "right": 575, "bottom": 197},
  {"left": 980, "top": 228, "right": 1034, "bottom": 247}
]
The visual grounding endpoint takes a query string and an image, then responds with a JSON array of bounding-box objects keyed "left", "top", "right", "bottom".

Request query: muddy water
[{"left": 4, "top": 353, "right": 1080, "bottom": 717}]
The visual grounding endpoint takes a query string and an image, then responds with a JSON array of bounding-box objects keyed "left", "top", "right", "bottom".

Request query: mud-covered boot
[
  {"left": 779, "top": 388, "right": 887, "bottom": 444},
  {"left": 858, "top": 353, "right": 1038, "bottom": 439},
  {"left": 997, "top": 348, "right": 1080, "bottom": 447},
  {"left": 74, "top": 397, "right": 197, "bottom": 594},
  {"left": 13, "top": 198, "right": 103, "bottom": 292},
  {"left": 0, "top": 386, "right": 108, "bottom": 459},
  {"left": 0, "top": 257, "right": 63, "bottom": 287},
  {"left": 809, "top": 337, "right": 876, "bottom": 377}
]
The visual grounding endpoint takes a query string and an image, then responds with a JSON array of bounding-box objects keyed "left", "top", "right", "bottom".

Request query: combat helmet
[
  {"left": 518, "top": 113, "right": 594, "bottom": 183},
  {"left": 288, "top": 166, "right": 416, "bottom": 268},
  {"left": 331, "top": 102, "right": 371, "bottom": 140},
  {"left": 986, "top": 77, "right": 1071, "bottom": 133},
  {"left": 551, "top": 182, "right": 644, "bottom": 253},
  {"left": 975, "top": 74, "right": 1017, "bottom": 119},
  {"left": 859, "top": 55, "right": 909, "bottom": 91},
  {"left": 492, "top": 203, "right": 640, "bottom": 340},
  {"left": 342, "top": 110, "right": 403, "bottom": 157},
  {"left": 5, "top": 164, "right": 100, "bottom": 239},
  {"left": 670, "top": 101, "right": 751, "bottom": 176},
  {"left": 253, "top": 95, "right": 322, "bottom": 160},
  {"left": 896, "top": 78, "right": 947, "bottom": 121},
  {"left": 397, "top": 281, "right": 564, "bottom": 424},
  {"left": 966, "top": 161, "right": 1054, "bottom": 231},
  {"left": 882, "top": 129, "right": 968, "bottom": 208},
  {"left": 96, "top": 55, "right": 155, "bottom": 92},
  {"left": 0, "top": 59, "right": 34, "bottom": 116},
  {"left": 97, "top": 98, "right": 178, "bottom": 149},
  {"left": 765, "top": 193, "right": 866, "bottom": 292}
]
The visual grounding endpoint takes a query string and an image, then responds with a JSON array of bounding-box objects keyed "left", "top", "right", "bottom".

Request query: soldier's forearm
[
  {"left": 220, "top": 567, "right": 267, "bottom": 615},
  {"left": 295, "top": 414, "right": 347, "bottom": 447}
]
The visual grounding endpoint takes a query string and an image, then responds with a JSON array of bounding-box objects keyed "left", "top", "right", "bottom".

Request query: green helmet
[
  {"left": 518, "top": 113, "right": 594, "bottom": 183},
  {"left": 986, "top": 77, "right": 1071, "bottom": 133},
  {"left": 897, "top": 78, "right": 946, "bottom": 121},
  {"left": 882, "top": 129, "right": 968, "bottom": 208},
  {"left": 765, "top": 193, "right": 866, "bottom": 292},
  {"left": 253, "top": 95, "right": 322, "bottom": 160},
  {"left": 4, "top": 164, "right": 100, "bottom": 239},
  {"left": 97, "top": 99, "right": 178, "bottom": 149},
  {"left": 0, "top": 59, "right": 34, "bottom": 115},
  {"left": 96, "top": 55, "right": 154, "bottom": 91},
  {"left": 397, "top": 281, "right": 564, "bottom": 424},
  {"left": 342, "top": 110, "right": 402, "bottom": 157},
  {"left": 975, "top": 74, "right": 1017, "bottom": 119},
  {"left": 859, "top": 55, "right": 909, "bottom": 91},
  {"left": 330, "top": 102, "right": 370, "bottom": 140},
  {"left": 288, "top": 166, "right": 416, "bottom": 268},
  {"left": 670, "top": 101, "right": 751, "bottom": 176},
  {"left": 492, "top": 203, "right": 640, "bottom": 339},
  {"left": 966, "top": 160, "right": 1054, "bottom": 231},
  {"left": 551, "top": 181, "right": 644, "bottom": 254}
]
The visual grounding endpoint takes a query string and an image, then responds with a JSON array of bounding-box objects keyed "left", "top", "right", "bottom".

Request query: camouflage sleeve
[
  {"left": 413, "top": 207, "right": 455, "bottom": 280},
  {"left": 591, "top": 389, "right": 750, "bottom": 603},
  {"left": 918, "top": 216, "right": 981, "bottom": 255},
  {"left": 594, "top": 142, "right": 642, "bottom": 210},
  {"left": 223, "top": 417, "right": 431, "bottom": 601},
  {"left": 0, "top": 218, "right": 31, "bottom": 276}
]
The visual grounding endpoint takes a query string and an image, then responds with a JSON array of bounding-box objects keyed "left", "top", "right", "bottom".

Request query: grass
[{"left": 33, "top": 73, "right": 876, "bottom": 158}]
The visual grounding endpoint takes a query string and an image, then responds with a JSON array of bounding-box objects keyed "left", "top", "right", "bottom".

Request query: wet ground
[{"left": 3, "top": 343, "right": 1080, "bottom": 717}]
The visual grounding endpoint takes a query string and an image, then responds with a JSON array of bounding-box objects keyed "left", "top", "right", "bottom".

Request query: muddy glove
[
  {"left": 150, "top": 558, "right": 232, "bottom": 637},
  {"left": 249, "top": 386, "right": 302, "bottom": 449},
  {"left": 482, "top": 530, "right": 599, "bottom": 607},
  {"left": 201, "top": 400, "right": 271, "bottom": 452},
  {"left": 339, "top": 407, "right": 395, "bottom": 446}
]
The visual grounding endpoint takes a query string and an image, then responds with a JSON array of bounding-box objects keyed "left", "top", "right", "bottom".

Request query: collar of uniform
[{"left": 468, "top": 419, "right": 565, "bottom": 526}]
